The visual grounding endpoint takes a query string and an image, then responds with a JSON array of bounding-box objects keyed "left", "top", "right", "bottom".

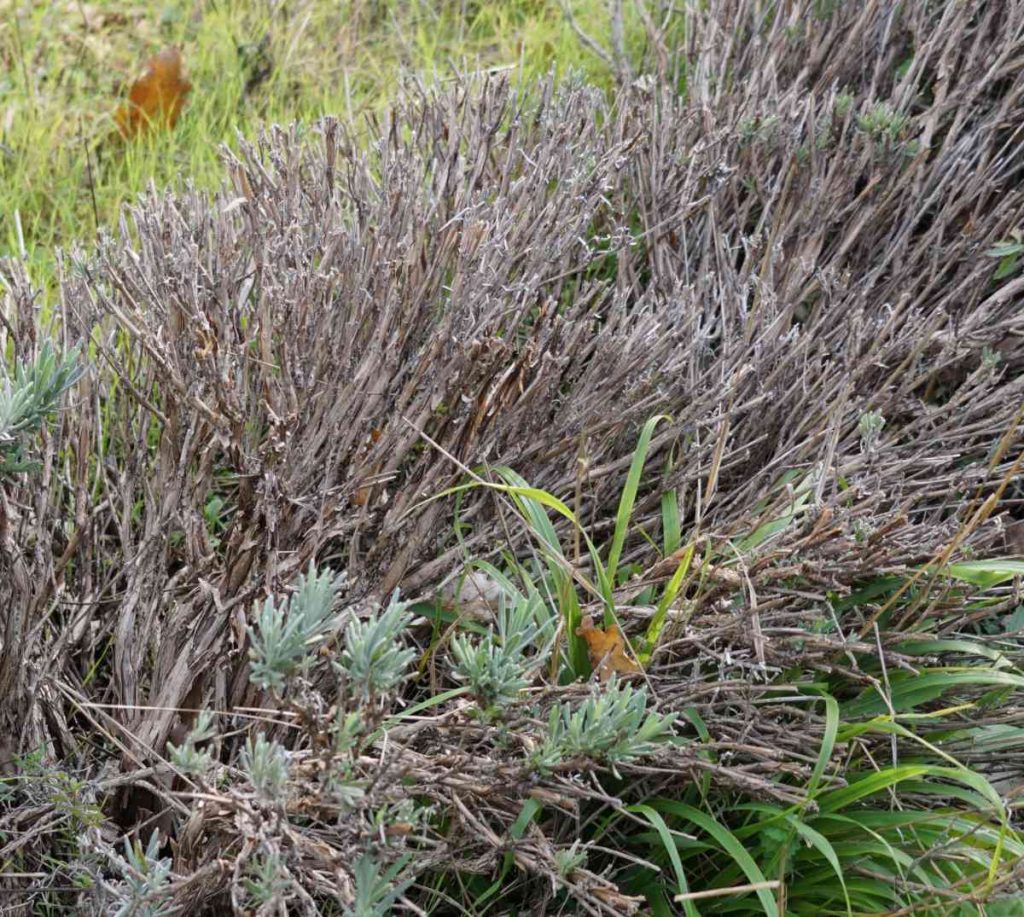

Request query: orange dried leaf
[
  {"left": 575, "top": 614, "right": 642, "bottom": 683},
  {"left": 114, "top": 47, "right": 192, "bottom": 139},
  {"left": 384, "top": 822, "right": 415, "bottom": 837}
]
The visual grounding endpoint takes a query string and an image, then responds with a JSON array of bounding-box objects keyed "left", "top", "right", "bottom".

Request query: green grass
[
  {"left": 1, "top": 0, "right": 649, "bottom": 290},
  {"left": 436, "top": 433, "right": 1024, "bottom": 915}
]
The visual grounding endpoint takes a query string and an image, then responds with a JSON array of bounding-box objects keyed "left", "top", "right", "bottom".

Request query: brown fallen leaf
[
  {"left": 575, "top": 614, "right": 641, "bottom": 683},
  {"left": 114, "top": 47, "right": 192, "bottom": 139},
  {"left": 384, "top": 821, "right": 415, "bottom": 837}
]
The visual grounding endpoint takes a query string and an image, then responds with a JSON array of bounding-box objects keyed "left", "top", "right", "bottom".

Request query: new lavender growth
[
  {"left": 166, "top": 709, "right": 217, "bottom": 776},
  {"left": 0, "top": 342, "right": 83, "bottom": 476},
  {"left": 248, "top": 563, "right": 345, "bottom": 692},
  {"left": 242, "top": 734, "right": 290, "bottom": 802},
  {"left": 112, "top": 832, "right": 173, "bottom": 917},
  {"left": 537, "top": 679, "right": 678, "bottom": 773},
  {"left": 334, "top": 591, "right": 415, "bottom": 702},
  {"left": 344, "top": 854, "right": 413, "bottom": 917},
  {"left": 450, "top": 589, "right": 554, "bottom": 711}
]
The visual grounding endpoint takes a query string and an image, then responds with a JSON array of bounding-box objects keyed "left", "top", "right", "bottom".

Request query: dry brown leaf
[
  {"left": 114, "top": 47, "right": 192, "bottom": 139},
  {"left": 575, "top": 614, "right": 642, "bottom": 683}
]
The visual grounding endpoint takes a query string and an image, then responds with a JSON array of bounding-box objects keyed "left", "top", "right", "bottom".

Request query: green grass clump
[{"left": 439, "top": 431, "right": 1024, "bottom": 916}]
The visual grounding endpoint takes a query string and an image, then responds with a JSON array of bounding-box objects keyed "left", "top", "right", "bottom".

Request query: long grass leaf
[
  {"left": 785, "top": 817, "right": 852, "bottom": 917},
  {"left": 645, "top": 541, "right": 695, "bottom": 652},
  {"left": 629, "top": 804, "right": 701, "bottom": 917},
  {"left": 661, "top": 489, "right": 681, "bottom": 555},
  {"left": 606, "top": 415, "right": 669, "bottom": 593},
  {"left": 652, "top": 801, "right": 779, "bottom": 917},
  {"left": 807, "top": 692, "right": 839, "bottom": 799}
]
